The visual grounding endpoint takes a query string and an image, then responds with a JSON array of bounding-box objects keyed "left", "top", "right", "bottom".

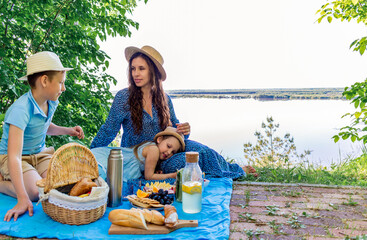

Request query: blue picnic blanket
[{"left": 0, "top": 178, "right": 232, "bottom": 240}]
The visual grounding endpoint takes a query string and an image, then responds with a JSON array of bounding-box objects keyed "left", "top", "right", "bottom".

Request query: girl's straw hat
[
  {"left": 125, "top": 45, "right": 167, "bottom": 81},
  {"left": 19, "top": 51, "right": 73, "bottom": 80},
  {"left": 154, "top": 127, "right": 185, "bottom": 151}
]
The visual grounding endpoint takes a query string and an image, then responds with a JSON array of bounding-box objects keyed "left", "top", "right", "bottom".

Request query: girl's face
[
  {"left": 43, "top": 71, "right": 66, "bottom": 101},
  {"left": 131, "top": 56, "right": 151, "bottom": 89},
  {"left": 157, "top": 136, "right": 181, "bottom": 160}
]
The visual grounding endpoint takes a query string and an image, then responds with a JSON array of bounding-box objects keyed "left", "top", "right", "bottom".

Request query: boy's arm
[
  {"left": 143, "top": 145, "right": 177, "bottom": 180},
  {"left": 4, "top": 125, "right": 34, "bottom": 222},
  {"left": 47, "top": 123, "right": 84, "bottom": 139}
]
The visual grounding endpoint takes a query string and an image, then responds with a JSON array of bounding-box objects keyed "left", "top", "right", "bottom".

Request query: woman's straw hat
[
  {"left": 154, "top": 127, "right": 185, "bottom": 151},
  {"left": 124, "top": 45, "right": 167, "bottom": 81},
  {"left": 19, "top": 51, "right": 73, "bottom": 80}
]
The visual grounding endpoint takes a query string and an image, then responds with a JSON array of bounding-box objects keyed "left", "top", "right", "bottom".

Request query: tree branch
[{"left": 35, "top": 0, "right": 73, "bottom": 52}]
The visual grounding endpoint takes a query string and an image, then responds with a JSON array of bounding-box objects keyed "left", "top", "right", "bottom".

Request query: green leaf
[
  {"left": 352, "top": 0, "right": 359, "bottom": 5},
  {"left": 360, "top": 44, "right": 366, "bottom": 55},
  {"left": 327, "top": 16, "right": 333, "bottom": 23}
]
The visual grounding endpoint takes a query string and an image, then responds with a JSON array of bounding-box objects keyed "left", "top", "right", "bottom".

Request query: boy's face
[
  {"left": 43, "top": 71, "right": 66, "bottom": 101},
  {"left": 157, "top": 136, "right": 181, "bottom": 160}
]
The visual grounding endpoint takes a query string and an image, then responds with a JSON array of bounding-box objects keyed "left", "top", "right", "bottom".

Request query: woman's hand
[
  {"left": 69, "top": 126, "right": 85, "bottom": 139},
  {"left": 176, "top": 122, "right": 190, "bottom": 135},
  {"left": 4, "top": 197, "right": 33, "bottom": 221}
]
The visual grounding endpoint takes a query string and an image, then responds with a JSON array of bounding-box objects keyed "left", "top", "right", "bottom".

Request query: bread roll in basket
[{"left": 37, "top": 143, "right": 109, "bottom": 225}]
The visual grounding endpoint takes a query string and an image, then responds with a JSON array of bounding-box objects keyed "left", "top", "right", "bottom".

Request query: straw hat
[
  {"left": 124, "top": 45, "right": 166, "bottom": 81},
  {"left": 154, "top": 127, "right": 185, "bottom": 151},
  {"left": 19, "top": 51, "right": 73, "bottom": 80}
]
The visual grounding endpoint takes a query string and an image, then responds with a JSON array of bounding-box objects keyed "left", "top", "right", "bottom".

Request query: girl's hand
[
  {"left": 176, "top": 122, "right": 190, "bottom": 135},
  {"left": 69, "top": 126, "right": 85, "bottom": 139},
  {"left": 4, "top": 197, "right": 33, "bottom": 222}
]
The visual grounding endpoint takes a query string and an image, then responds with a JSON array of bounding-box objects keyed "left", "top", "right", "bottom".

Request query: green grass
[{"left": 238, "top": 153, "right": 367, "bottom": 187}]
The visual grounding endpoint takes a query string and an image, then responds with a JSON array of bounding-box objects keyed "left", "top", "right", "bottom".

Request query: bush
[{"left": 243, "top": 116, "right": 311, "bottom": 168}]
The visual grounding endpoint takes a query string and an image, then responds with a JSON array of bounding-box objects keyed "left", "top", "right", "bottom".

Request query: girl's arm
[
  {"left": 47, "top": 123, "right": 84, "bottom": 139},
  {"left": 4, "top": 125, "right": 33, "bottom": 222},
  {"left": 143, "top": 145, "right": 177, "bottom": 180}
]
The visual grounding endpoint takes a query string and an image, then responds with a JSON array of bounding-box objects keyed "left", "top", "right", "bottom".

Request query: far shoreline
[{"left": 112, "top": 87, "right": 346, "bottom": 100}]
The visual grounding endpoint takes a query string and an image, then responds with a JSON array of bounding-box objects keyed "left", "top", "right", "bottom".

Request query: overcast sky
[{"left": 99, "top": 0, "right": 367, "bottom": 91}]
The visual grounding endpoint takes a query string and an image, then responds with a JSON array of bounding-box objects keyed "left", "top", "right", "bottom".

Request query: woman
[
  {"left": 91, "top": 45, "right": 254, "bottom": 179},
  {"left": 91, "top": 45, "right": 190, "bottom": 149}
]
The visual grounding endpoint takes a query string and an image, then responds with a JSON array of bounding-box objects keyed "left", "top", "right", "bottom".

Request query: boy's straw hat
[
  {"left": 124, "top": 45, "right": 166, "bottom": 81},
  {"left": 154, "top": 127, "right": 185, "bottom": 151},
  {"left": 19, "top": 51, "right": 73, "bottom": 80}
]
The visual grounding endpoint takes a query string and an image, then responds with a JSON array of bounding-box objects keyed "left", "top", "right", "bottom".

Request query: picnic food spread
[{"left": 34, "top": 144, "right": 201, "bottom": 233}]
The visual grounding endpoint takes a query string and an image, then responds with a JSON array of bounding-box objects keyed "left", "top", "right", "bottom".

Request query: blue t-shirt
[{"left": 0, "top": 90, "right": 59, "bottom": 155}]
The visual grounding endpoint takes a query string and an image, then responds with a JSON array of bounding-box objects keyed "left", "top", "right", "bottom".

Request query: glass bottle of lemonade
[{"left": 182, "top": 152, "right": 202, "bottom": 213}]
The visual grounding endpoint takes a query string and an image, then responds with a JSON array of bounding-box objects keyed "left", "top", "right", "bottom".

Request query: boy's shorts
[{"left": 0, "top": 147, "right": 55, "bottom": 180}]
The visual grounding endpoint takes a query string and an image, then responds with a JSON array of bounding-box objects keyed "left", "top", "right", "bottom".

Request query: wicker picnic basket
[{"left": 37, "top": 142, "right": 109, "bottom": 225}]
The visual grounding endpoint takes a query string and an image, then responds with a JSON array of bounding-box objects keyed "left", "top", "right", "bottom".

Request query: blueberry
[
  {"left": 164, "top": 190, "right": 168, "bottom": 196},
  {"left": 158, "top": 189, "right": 163, "bottom": 194},
  {"left": 160, "top": 199, "right": 165, "bottom": 204}
]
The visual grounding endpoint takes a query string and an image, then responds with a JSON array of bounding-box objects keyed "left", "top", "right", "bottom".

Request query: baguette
[
  {"left": 132, "top": 208, "right": 165, "bottom": 225},
  {"left": 108, "top": 209, "right": 148, "bottom": 230},
  {"left": 164, "top": 205, "right": 178, "bottom": 227}
]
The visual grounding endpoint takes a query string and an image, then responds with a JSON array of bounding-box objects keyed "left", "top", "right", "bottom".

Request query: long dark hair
[{"left": 128, "top": 52, "right": 171, "bottom": 134}]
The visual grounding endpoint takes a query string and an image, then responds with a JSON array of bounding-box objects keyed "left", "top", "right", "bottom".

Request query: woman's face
[
  {"left": 157, "top": 136, "right": 181, "bottom": 160},
  {"left": 131, "top": 56, "right": 151, "bottom": 89}
]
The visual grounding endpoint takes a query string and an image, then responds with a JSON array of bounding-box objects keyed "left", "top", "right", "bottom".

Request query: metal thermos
[{"left": 107, "top": 149, "right": 123, "bottom": 207}]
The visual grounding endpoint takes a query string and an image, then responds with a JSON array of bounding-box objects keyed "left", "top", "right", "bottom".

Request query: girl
[{"left": 91, "top": 127, "right": 185, "bottom": 181}]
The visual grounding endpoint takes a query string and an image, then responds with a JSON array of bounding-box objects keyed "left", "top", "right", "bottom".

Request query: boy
[{"left": 0, "top": 51, "right": 84, "bottom": 221}]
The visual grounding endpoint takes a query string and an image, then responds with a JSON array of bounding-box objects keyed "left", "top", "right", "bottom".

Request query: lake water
[{"left": 171, "top": 98, "right": 363, "bottom": 167}]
